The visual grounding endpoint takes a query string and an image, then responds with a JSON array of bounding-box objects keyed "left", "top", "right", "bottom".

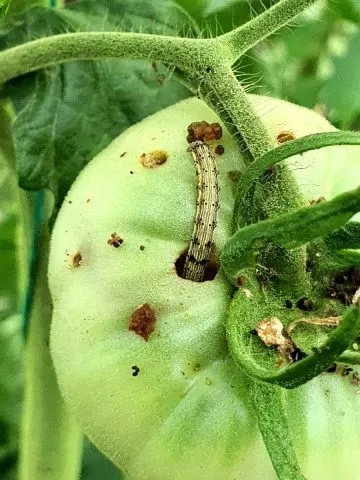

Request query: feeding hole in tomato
[
  {"left": 276, "top": 131, "right": 296, "bottom": 143},
  {"left": 71, "top": 251, "right": 82, "bottom": 268},
  {"left": 140, "top": 150, "right": 168, "bottom": 168},
  {"left": 175, "top": 247, "right": 219, "bottom": 282}
]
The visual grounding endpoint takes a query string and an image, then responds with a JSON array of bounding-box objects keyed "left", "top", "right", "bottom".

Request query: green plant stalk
[
  {"left": 218, "top": 0, "right": 318, "bottom": 61},
  {"left": 19, "top": 207, "right": 83, "bottom": 480},
  {"left": 1, "top": 100, "right": 82, "bottom": 479},
  {"left": 0, "top": 101, "right": 31, "bottom": 317},
  {"left": 250, "top": 381, "right": 306, "bottom": 480}
]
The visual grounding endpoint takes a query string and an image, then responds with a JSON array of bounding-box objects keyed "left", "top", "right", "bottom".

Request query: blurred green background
[{"left": 1, "top": 0, "right": 360, "bottom": 478}]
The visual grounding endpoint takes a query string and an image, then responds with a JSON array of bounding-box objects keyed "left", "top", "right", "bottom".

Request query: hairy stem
[
  {"left": 0, "top": 31, "right": 213, "bottom": 85},
  {"left": 218, "top": 0, "right": 319, "bottom": 62},
  {"left": 19, "top": 205, "right": 82, "bottom": 480}
]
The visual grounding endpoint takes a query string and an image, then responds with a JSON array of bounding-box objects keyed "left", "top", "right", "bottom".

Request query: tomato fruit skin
[{"left": 49, "top": 97, "right": 360, "bottom": 480}]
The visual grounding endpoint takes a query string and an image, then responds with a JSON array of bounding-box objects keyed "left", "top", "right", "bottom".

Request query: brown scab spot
[
  {"left": 151, "top": 61, "right": 158, "bottom": 72},
  {"left": 68, "top": 200, "right": 72, "bottom": 204},
  {"left": 120, "top": 151, "right": 127, "bottom": 158},
  {"left": 215, "top": 144, "right": 224, "bottom": 155},
  {"left": 140, "top": 245, "right": 145, "bottom": 251},
  {"left": 227, "top": 170, "right": 242, "bottom": 182},
  {"left": 131, "top": 365, "right": 140, "bottom": 377},
  {"left": 276, "top": 131, "right": 296, "bottom": 144},
  {"left": 186, "top": 121, "right": 222, "bottom": 143},
  {"left": 140, "top": 150, "right": 168, "bottom": 168},
  {"left": 72, "top": 251, "right": 82, "bottom": 268},
  {"left": 86, "top": 198, "right": 91, "bottom": 203},
  {"left": 129, "top": 303, "right": 156, "bottom": 341},
  {"left": 107, "top": 232, "right": 124, "bottom": 248}
]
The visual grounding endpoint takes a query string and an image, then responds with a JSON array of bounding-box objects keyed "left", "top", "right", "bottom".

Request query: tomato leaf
[{"left": 1, "top": 1, "right": 195, "bottom": 211}]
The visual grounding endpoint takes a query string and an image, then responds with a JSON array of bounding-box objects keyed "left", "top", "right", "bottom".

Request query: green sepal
[
  {"left": 324, "top": 222, "right": 360, "bottom": 251},
  {"left": 250, "top": 380, "right": 306, "bottom": 480},
  {"left": 221, "top": 186, "right": 360, "bottom": 284},
  {"left": 227, "top": 285, "right": 360, "bottom": 388},
  {"left": 234, "top": 131, "right": 360, "bottom": 229}
]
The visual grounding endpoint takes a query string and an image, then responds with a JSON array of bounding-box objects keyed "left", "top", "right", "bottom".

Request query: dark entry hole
[{"left": 175, "top": 247, "right": 220, "bottom": 282}]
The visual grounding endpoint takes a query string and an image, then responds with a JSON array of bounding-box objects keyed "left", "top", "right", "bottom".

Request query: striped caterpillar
[{"left": 182, "top": 140, "right": 220, "bottom": 282}]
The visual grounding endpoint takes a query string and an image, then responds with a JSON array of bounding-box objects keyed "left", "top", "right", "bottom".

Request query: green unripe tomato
[{"left": 49, "top": 97, "right": 360, "bottom": 480}]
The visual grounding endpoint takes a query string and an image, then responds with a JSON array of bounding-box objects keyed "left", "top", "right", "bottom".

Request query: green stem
[
  {"left": 19, "top": 205, "right": 83, "bottom": 480},
  {"left": 218, "top": 0, "right": 318, "bottom": 62},
  {"left": 0, "top": 31, "right": 212, "bottom": 85},
  {"left": 208, "top": 67, "right": 276, "bottom": 158},
  {"left": 250, "top": 381, "right": 306, "bottom": 479}
]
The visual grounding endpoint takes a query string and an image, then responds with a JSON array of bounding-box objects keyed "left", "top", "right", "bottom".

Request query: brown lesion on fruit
[
  {"left": 140, "top": 150, "right": 168, "bottom": 168},
  {"left": 215, "top": 144, "right": 224, "bottom": 155},
  {"left": 120, "top": 151, "right": 127, "bottom": 158},
  {"left": 72, "top": 251, "right": 82, "bottom": 268},
  {"left": 107, "top": 232, "right": 123, "bottom": 248},
  {"left": 227, "top": 170, "right": 242, "bottom": 182},
  {"left": 276, "top": 131, "right": 296, "bottom": 144},
  {"left": 186, "top": 121, "right": 222, "bottom": 143},
  {"left": 129, "top": 303, "right": 156, "bottom": 341},
  {"left": 326, "top": 266, "right": 360, "bottom": 305}
]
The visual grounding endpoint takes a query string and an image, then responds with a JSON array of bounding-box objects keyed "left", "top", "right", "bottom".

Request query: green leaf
[
  {"left": 1, "top": 2, "right": 195, "bottom": 211},
  {"left": 319, "top": 30, "right": 360, "bottom": 127}
]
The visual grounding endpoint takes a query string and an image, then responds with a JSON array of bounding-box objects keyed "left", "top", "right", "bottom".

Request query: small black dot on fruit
[
  {"left": 285, "top": 300, "right": 293, "bottom": 309},
  {"left": 131, "top": 366, "right": 140, "bottom": 377}
]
